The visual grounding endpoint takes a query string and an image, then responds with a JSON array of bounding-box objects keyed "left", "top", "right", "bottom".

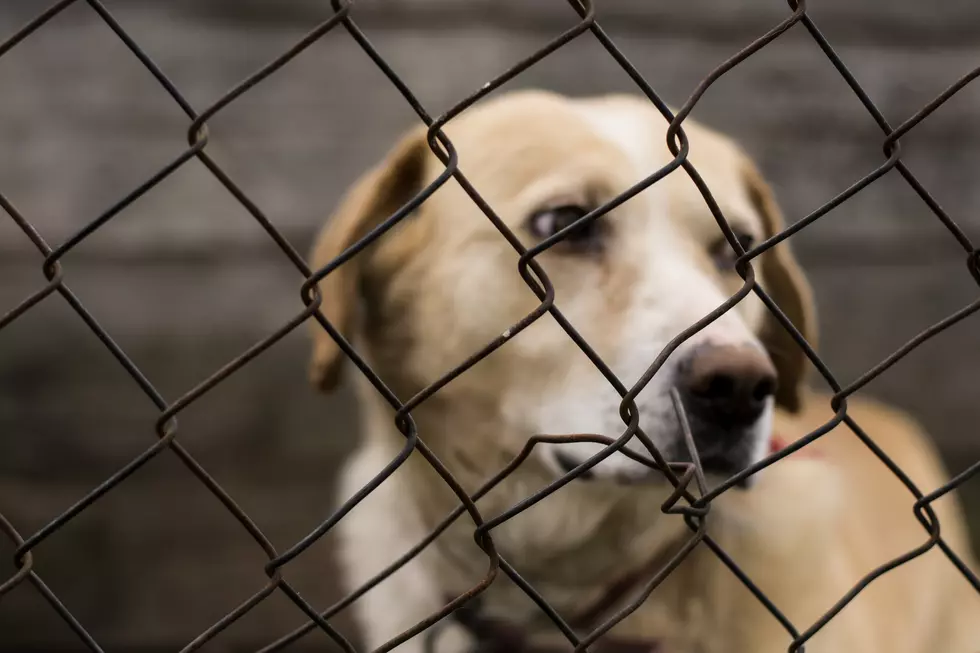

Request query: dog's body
[
  {"left": 309, "top": 91, "right": 980, "bottom": 652},
  {"left": 339, "top": 392, "right": 979, "bottom": 653}
]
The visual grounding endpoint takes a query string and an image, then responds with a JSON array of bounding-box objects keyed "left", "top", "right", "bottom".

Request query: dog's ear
[
  {"left": 308, "top": 127, "right": 429, "bottom": 392},
  {"left": 742, "top": 161, "right": 817, "bottom": 413}
]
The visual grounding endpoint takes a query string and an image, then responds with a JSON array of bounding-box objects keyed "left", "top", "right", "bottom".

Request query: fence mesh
[{"left": 2, "top": 1, "right": 980, "bottom": 652}]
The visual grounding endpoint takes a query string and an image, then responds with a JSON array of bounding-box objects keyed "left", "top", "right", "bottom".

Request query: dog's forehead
[
  {"left": 571, "top": 96, "right": 760, "bottom": 223},
  {"left": 570, "top": 96, "right": 674, "bottom": 176},
  {"left": 443, "top": 91, "right": 626, "bottom": 172},
  {"left": 436, "top": 92, "right": 762, "bottom": 232}
]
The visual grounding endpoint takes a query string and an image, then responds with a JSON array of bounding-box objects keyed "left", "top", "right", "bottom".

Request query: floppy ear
[
  {"left": 308, "top": 127, "right": 429, "bottom": 392},
  {"left": 742, "top": 162, "right": 817, "bottom": 413}
]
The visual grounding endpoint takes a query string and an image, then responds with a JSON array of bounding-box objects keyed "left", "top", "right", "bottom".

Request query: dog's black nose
[{"left": 678, "top": 344, "right": 777, "bottom": 428}]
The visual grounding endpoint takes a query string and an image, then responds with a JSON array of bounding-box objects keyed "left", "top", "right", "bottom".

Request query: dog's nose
[{"left": 678, "top": 344, "right": 777, "bottom": 427}]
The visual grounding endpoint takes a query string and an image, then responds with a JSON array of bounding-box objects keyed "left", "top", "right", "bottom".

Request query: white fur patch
[{"left": 573, "top": 100, "right": 670, "bottom": 179}]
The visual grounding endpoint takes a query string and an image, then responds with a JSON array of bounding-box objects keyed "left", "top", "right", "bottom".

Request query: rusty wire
[{"left": 2, "top": 0, "right": 980, "bottom": 652}]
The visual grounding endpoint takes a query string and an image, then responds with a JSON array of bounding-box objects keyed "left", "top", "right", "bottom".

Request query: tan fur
[
  {"left": 742, "top": 161, "right": 816, "bottom": 412},
  {"left": 309, "top": 91, "right": 980, "bottom": 652}
]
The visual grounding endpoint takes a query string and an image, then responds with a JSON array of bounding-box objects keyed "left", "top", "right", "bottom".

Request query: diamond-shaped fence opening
[{"left": 2, "top": 1, "right": 980, "bottom": 652}]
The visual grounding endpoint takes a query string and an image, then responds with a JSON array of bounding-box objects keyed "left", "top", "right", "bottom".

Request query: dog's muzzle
[
  {"left": 550, "top": 343, "right": 776, "bottom": 486},
  {"left": 673, "top": 342, "right": 776, "bottom": 479}
]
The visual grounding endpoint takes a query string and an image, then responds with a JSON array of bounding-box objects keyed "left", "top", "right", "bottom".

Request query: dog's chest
[
  {"left": 434, "top": 557, "right": 713, "bottom": 653},
  {"left": 424, "top": 488, "right": 704, "bottom": 649},
  {"left": 431, "top": 478, "right": 685, "bottom": 587}
]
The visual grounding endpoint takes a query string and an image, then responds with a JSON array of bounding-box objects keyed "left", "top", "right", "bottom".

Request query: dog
[{"left": 307, "top": 90, "right": 980, "bottom": 652}]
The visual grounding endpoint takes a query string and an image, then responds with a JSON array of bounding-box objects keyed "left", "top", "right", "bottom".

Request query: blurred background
[{"left": 2, "top": 0, "right": 980, "bottom": 650}]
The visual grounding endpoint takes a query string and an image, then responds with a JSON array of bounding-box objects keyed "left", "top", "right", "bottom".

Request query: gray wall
[{"left": 2, "top": 0, "right": 980, "bottom": 650}]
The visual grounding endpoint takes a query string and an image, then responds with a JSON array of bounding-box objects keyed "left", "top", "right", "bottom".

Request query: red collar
[
  {"left": 768, "top": 435, "right": 790, "bottom": 455},
  {"left": 768, "top": 434, "right": 821, "bottom": 459}
]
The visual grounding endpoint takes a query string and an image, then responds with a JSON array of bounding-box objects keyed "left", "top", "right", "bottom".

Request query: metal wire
[{"left": 2, "top": 1, "right": 979, "bottom": 652}]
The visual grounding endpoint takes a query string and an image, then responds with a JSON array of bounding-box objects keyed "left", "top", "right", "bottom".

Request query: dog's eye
[
  {"left": 527, "top": 205, "right": 602, "bottom": 251},
  {"left": 711, "top": 230, "right": 756, "bottom": 270}
]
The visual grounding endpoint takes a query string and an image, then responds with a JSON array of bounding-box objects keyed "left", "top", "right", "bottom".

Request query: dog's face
[{"left": 309, "top": 91, "right": 814, "bottom": 489}]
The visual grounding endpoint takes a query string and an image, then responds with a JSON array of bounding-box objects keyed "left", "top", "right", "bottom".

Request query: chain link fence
[{"left": 2, "top": 0, "right": 980, "bottom": 651}]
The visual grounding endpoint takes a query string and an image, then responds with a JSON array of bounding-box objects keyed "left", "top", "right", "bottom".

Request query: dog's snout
[{"left": 679, "top": 344, "right": 777, "bottom": 427}]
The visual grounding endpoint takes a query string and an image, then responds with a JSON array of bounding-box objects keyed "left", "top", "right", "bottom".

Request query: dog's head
[{"left": 308, "top": 91, "right": 815, "bottom": 488}]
